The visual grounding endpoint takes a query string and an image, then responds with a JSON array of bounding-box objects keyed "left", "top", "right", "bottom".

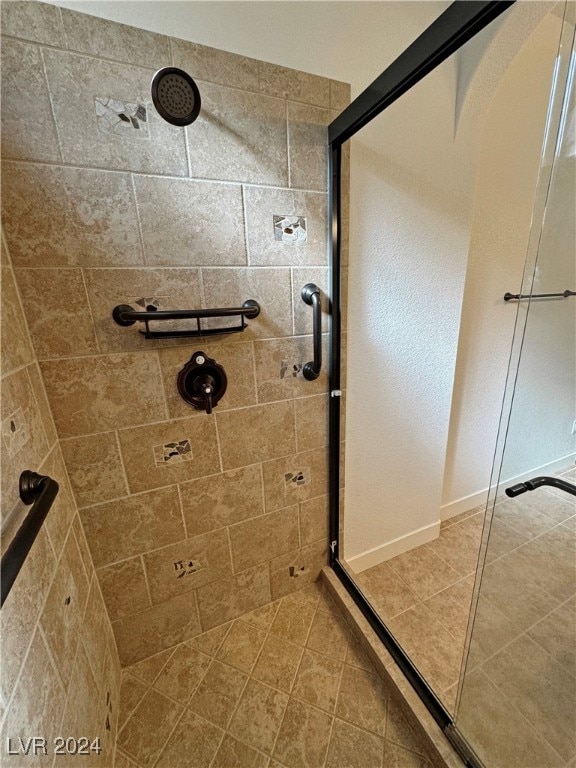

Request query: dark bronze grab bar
[
  {"left": 504, "top": 289, "right": 575, "bottom": 301},
  {"left": 112, "top": 300, "right": 261, "bottom": 340},
  {"left": 301, "top": 283, "right": 322, "bottom": 381},
  {"left": 506, "top": 475, "right": 576, "bottom": 498},
  {"left": 1, "top": 471, "right": 59, "bottom": 608}
]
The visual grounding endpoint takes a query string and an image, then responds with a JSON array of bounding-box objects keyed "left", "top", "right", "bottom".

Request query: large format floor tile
[{"left": 117, "top": 580, "right": 433, "bottom": 768}]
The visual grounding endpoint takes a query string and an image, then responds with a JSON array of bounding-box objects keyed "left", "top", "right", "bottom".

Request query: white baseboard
[
  {"left": 441, "top": 452, "right": 575, "bottom": 521},
  {"left": 347, "top": 520, "right": 440, "bottom": 574}
]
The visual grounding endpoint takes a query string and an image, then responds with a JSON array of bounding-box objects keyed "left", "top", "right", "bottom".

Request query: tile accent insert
[
  {"left": 153, "top": 439, "right": 193, "bottom": 466},
  {"left": 273, "top": 215, "right": 307, "bottom": 242},
  {"left": 95, "top": 97, "right": 149, "bottom": 137}
]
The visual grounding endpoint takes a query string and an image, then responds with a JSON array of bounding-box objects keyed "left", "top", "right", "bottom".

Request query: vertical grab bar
[{"left": 301, "top": 283, "right": 322, "bottom": 381}]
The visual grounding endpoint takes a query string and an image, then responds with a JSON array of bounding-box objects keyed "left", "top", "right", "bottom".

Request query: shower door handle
[{"left": 301, "top": 283, "right": 322, "bottom": 381}]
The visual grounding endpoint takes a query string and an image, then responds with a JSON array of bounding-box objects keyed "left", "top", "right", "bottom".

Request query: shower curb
[{"left": 321, "top": 566, "right": 464, "bottom": 768}]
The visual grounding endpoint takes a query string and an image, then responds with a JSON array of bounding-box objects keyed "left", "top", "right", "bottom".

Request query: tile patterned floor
[
  {"left": 349, "top": 468, "right": 576, "bottom": 767},
  {"left": 115, "top": 581, "right": 434, "bottom": 768}
]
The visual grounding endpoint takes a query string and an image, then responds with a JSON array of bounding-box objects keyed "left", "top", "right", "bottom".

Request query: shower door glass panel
[
  {"left": 455, "top": 14, "right": 575, "bottom": 767},
  {"left": 339, "top": 1, "right": 568, "bottom": 712}
]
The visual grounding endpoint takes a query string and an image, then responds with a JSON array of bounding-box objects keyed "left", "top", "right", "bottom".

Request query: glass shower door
[{"left": 455, "top": 12, "right": 576, "bottom": 767}]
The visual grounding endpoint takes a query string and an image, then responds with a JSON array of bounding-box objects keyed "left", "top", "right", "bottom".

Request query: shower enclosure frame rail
[{"left": 327, "top": 2, "right": 515, "bottom": 766}]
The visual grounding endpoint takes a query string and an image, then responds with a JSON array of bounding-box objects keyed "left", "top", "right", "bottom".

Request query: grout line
[
  {"left": 79, "top": 267, "right": 102, "bottom": 353},
  {"left": 240, "top": 184, "right": 251, "bottom": 266},
  {"left": 114, "top": 429, "right": 132, "bottom": 498},
  {"left": 38, "top": 47, "right": 64, "bottom": 164},
  {"left": 140, "top": 554, "right": 154, "bottom": 609},
  {"left": 2, "top": 158, "right": 330, "bottom": 196},
  {"left": 129, "top": 173, "right": 147, "bottom": 264},
  {"left": 285, "top": 98, "right": 292, "bottom": 189},
  {"left": 176, "top": 483, "right": 188, "bottom": 540}
]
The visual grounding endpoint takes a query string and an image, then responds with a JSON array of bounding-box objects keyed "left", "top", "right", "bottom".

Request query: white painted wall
[
  {"left": 343, "top": 48, "right": 477, "bottom": 567},
  {"left": 44, "top": 0, "right": 449, "bottom": 98},
  {"left": 344, "top": 4, "right": 567, "bottom": 567},
  {"left": 441, "top": 11, "right": 566, "bottom": 517}
]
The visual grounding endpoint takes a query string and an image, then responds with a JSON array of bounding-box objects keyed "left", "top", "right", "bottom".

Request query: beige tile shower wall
[
  {"left": 1, "top": 1, "right": 351, "bottom": 667},
  {"left": 0, "top": 222, "right": 120, "bottom": 764}
]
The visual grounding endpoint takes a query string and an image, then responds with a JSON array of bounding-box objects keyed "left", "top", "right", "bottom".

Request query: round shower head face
[{"left": 151, "top": 67, "right": 201, "bottom": 126}]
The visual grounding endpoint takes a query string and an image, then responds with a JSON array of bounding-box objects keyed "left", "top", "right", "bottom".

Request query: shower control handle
[
  {"left": 194, "top": 374, "right": 215, "bottom": 415},
  {"left": 177, "top": 352, "right": 227, "bottom": 414}
]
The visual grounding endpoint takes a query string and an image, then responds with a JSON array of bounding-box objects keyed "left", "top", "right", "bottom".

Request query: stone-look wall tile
[
  {"left": 292, "top": 267, "right": 330, "bottom": 335},
  {"left": 197, "top": 563, "right": 271, "bottom": 630},
  {"left": 143, "top": 528, "right": 233, "bottom": 603},
  {"left": 0, "top": 39, "right": 61, "bottom": 162},
  {"left": 1, "top": 366, "right": 50, "bottom": 521},
  {"left": 39, "top": 444, "right": 76, "bottom": 555},
  {"left": 0, "top": 631, "right": 66, "bottom": 768},
  {"left": 40, "top": 528, "right": 90, "bottom": 690},
  {"left": 1, "top": 230, "right": 10, "bottom": 265},
  {"left": 245, "top": 186, "right": 328, "bottom": 266},
  {"left": 295, "top": 393, "right": 328, "bottom": 452},
  {"left": 134, "top": 176, "right": 247, "bottom": 266},
  {"left": 73, "top": 514, "right": 94, "bottom": 581},
  {"left": 269, "top": 540, "right": 328, "bottom": 600},
  {"left": 84, "top": 267, "right": 202, "bottom": 353},
  {"left": 202, "top": 268, "right": 293, "bottom": 339},
  {"left": 42, "top": 49, "right": 188, "bottom": 175},
  {"left": 330, "top": 80, "right": 352, "bottom": 111},
  {"left": 287, "top": 103, "right": 330, "bottom": 191},
  {"left": 229, "top": 506, "right": 299, "bottom": 573},
  {"left": 0, "top": 1, "right": 64, "bottom": 45},
  {"left": 171, "top": 37, "right": 260, "bottom": 92},
  {"left": 98, "top": 557, "right": 152, "bottom": 621},
  {"left": 15, "top": 268, "right": 99, "bottom": 358},
  {"left": 2, "top": 164, "right": 143, "bottom": 267},
  {"left": 26, "top": 362, "right": 58, "bottom": 448},
  {"left": 187, "top": 82, "right": 288, "bottom": 185},
  {"left": 81, "top": 576, "right": 115, "bottom": 688},
  {"left": 180, "top": 464, "right": 264, "bottom": 536},
  {"left": 258, "top": 62, "right": 330, "bottom": 108},
  {"left": 1, "top": 266, "right": 34, "bottom": 373},
  {"left": 262, "top": 447, "right": 328, "bottom": 512},
  {"left": 40, "top": 352, "right": 167, "bottom": 437},
  {"left": 217, "top": 401, "right": 296, "bottom": 470},
  {"left": 80, "top": 486, "right": 184, "bottom": 567},
  {"left": 61, "top": 432, "right": 128, "bottom": 508},
  {"left": 55, "top": 642, "right": 101, "bottom": 766},
  {"left": 299, "top": 495, "right": 329, "bottom": 546},
  {"left": 112, "top": 591, "right": 202, "bottom": 665},
  {"left": 159, "top": 341, "right": 257, "bottom": 419},
  {"left": 61, "top": 8, "right": 170, "bottom": 68},
  {"left": 117, "top": 416, "right": 220, "bottom": 493},
  {"left": 0, "top": 527, "right": 55, "bottom": 705},
  {"left": 253, "top": 337, "right": 327, "bottom": 403}
]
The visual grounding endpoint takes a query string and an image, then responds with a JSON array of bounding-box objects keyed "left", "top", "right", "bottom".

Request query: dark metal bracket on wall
[
  {"left": 326, "top": 3, "right": 515, "bottom": 768},
  {"left": 1, "top": 471, "right": 59, "bottom": 608},
  {"left": 112, "top": 300, "right": 261, "bottom": 340}
]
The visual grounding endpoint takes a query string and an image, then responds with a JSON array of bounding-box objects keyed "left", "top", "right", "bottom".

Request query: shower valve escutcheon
[{"left": 177, "top": 352, "right": 227, "bottom": 414}]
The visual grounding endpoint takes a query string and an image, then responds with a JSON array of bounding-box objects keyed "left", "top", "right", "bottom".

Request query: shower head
[{"left": 151, "top": 67, "right": 201, "bottom": 126}]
